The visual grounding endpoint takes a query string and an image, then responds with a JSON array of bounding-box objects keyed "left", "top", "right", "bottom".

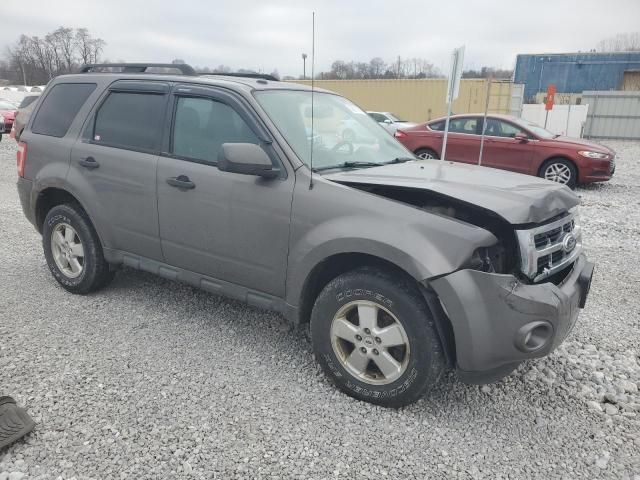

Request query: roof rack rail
[
  {"left": 79, "top": 63, "right": 197, "bottom": 76},
  {"left": 200, "top": 72, "right": 279, "bottom": 82}
]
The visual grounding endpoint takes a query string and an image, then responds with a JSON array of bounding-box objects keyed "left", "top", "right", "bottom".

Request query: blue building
[{"left": 514, "top": 52, "right": 640, "bottom": 101}]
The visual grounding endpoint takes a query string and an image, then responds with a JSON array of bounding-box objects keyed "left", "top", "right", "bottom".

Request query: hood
[
  {"left": 551, "top": 136, "right": 614, "bottom": 154},
  {"left": 323, "top": 160, "right": 579, "bottom": 225}
]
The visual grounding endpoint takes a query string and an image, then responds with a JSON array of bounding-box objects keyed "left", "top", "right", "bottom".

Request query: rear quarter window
[
  {"left": 429, "top": 121, "right": 445, "bottom": 131},
  {"left": 31, "top": 83, "right": 96, "bottom": 137}
]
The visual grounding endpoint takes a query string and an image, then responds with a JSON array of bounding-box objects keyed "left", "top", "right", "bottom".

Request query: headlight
[{"left": 578, "top": 150, "right": 609, "bottom": 159}]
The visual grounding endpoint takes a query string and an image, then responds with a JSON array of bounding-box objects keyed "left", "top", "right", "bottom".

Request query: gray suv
[{"left": 16, "top": 63, "right": 594, "bottom": 407}]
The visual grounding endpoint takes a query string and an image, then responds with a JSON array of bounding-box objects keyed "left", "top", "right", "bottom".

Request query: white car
[{"left": 367, "top": 111, "right": 416, "bottom": 134}]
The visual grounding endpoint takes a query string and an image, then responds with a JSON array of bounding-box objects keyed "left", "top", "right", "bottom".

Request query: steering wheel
[{"left": 331, "top": 140, "right": 354, "bottom": 155}]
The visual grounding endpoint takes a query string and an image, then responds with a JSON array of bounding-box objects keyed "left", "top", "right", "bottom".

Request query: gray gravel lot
[{"left": 1, "top": 138, "right": 639, "bottom": 479}]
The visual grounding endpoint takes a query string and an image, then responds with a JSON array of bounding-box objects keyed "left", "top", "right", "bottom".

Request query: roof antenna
[{"left": 309, "top": 11, "right": 316, "bottom": 190}]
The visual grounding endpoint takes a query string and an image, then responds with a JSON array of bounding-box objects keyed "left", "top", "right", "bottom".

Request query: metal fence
[
  {"left": 583, "top": 90, "right": 640, "bottom": 140},
  {"left": 292, "top": 79, "right": 522, "bottom": 123}
]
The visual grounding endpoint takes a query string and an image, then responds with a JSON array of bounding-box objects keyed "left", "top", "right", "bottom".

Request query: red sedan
[
  {"left": 395, "top": 114, "right": 615, "bottom": 188},
  {"left": 0, "top": 99, "right": 18, "bottom": 134}
]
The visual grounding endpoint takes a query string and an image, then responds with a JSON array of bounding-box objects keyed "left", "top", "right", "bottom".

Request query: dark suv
[{"left": 16, "top": 64, "right": 594, "bottom": 407}]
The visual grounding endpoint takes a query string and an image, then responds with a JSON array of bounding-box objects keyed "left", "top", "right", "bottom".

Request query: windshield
[
  {"left": 254, "top": 90, "right": 414, "bottom": 171},
  {"left": 0, "top": 100, "right": 18, "bottom": 110},
  {"left": 513, "top": 118, "right": 556, "bottom": 139}
]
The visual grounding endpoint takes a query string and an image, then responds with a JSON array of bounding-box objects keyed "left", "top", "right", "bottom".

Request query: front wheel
[
  {"left": 539, "top": 158, "right": 577, "bottom": 189},
  {"left": 310, "top": 267, "right": 445, "bottom": 408}
]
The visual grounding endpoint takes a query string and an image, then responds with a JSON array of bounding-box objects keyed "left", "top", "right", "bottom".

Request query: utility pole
[
  {"left": 478, "top": 77, "right": 493, "bottom": 166},
  {"left": 302, "top": 53, "right": 307, "bottom": 79}
]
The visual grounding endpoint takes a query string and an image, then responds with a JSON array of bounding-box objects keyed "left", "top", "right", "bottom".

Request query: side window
[
  {"left": 449, "top": 118, "right": 478, "bottom": 134},
  {"left": 429, "top": 121, "right": 445, "bottom": 131},
  {"left": 172, "top": 96, "right": 259, "bottom": 163},
  {"left": 93, "top": 92, "right": 166, "bottom": 151},
  {"left": 485, "top": 119, "right": 526, "bottom": 138},
  {"left": 368, "top": 113, "right": 386, "bottom": 123},
  {"left": 31, "top": 83, "right": 96, "bottom": 137}
]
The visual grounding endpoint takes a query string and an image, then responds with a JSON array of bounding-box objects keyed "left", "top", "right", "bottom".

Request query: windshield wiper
[
  {"left": 385, "top": 157, "right": 414, "bottom": 164},
  {"left": 314, "top": 161, "right": 383, "bottom": 171}
]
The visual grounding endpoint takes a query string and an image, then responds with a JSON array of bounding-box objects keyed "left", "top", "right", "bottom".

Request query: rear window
[
  {"left": 92, "top": 92, "right": 166, "bottom": 151},
  {"left": 31, "top": 83, "right": 96, "bottom": 137}
]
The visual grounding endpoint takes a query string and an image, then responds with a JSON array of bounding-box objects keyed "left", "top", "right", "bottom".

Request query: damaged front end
[
  {"left": 331, "top": 180, "right": 594, "bottom": 384},
  {"left": 430, "top": 255, "right": 593, "bottom": 383}
]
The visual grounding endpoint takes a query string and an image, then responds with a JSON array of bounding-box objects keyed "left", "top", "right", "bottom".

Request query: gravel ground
[{"left": 0, "top": 138, "right": 639, "bottom": 479}]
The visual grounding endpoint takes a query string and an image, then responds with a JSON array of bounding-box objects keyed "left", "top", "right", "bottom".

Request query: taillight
[
  {"left": 394, "top": 130, "right": 408, "bottom": 139},
  {"left": 17, "top": 141, "right": 27, "bottom": 177}
]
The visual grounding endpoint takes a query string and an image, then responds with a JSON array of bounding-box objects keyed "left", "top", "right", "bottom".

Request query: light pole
[{"left": 302, "top": 53, "right": 307, "bottom": 79}]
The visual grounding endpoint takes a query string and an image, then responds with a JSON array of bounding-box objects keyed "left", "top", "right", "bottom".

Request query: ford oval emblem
[{"left": 562, "top": 233, "right": 577, "bottom": 253}]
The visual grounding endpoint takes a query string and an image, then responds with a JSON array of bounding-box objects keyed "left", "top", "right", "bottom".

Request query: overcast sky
[{"left": 2, "top": 0, "right": 639, "bottom": 77}]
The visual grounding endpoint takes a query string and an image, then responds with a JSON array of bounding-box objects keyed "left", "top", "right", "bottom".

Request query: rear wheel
[
  {"left": 310, "top": 267, "right": 445, "bottom": 408},
  {"left": 539, "top": 158, "right": 577, "bottom": 189},
  {"left": 415, "top": 148, "right": 439, "bottom": 160},
  {"left": 43, "top": 204, "right": 114, "bottom": 294}
]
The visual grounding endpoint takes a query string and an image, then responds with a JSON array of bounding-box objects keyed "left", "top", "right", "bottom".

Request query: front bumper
[
  {"left": 580, "top": 157, "right": 615, "bottom": 184},
  {"left": 430, "top": 254, "right": 593, "bottom": 384}
]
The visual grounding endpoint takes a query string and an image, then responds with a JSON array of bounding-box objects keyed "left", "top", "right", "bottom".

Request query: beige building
[{"left": 292, "top": 79, "right": 520, "bottom": 123}]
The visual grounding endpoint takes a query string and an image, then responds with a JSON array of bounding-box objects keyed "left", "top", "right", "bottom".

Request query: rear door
[
  {"left": 68, "top": 81, "right": 169, "bottom": 260},
  {"left": 156, "top": 84, "right": 294, "bottom": 297},
  {"left": 480, "top": 118, "right": 534, "bottom": 175},
  {"left": 443, "top": 117, "right": 481, "bottom": 163}
]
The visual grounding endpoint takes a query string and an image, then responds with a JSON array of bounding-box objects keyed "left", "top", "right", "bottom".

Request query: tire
[
  {"left": 42, "top": 204, "right": 115, "bottom": 294},
  {"left": 310, "top": 267, "right": 445, "bottom": 408},
  {"left": 539, "top": 158, "right": 577, "bottom": 189},
  {"left": 415, "top": 148, "right": 439, "bottom": 160}
]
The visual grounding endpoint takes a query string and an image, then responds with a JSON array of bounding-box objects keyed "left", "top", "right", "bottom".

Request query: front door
[
  {"left": 68, "top": 81, "right": 169, "bottom": 260},
  {"left": 156, "top": 85, "right": 294, "bottom": 297}
]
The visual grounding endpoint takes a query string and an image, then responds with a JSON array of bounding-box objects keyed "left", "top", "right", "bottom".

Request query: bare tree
[
  {"left": 318, "top": 56, "right": 442, "bottom": 80},
  {"left": 52, "top": 27, "right": 76, "bottom": 70},
  {"left": 75, "top": 28, "right": 93, "bottom": 65},
  {"left": 1, "top": 27, "right": 106, "bottom": 84},
  {"left": 596, "top": 32, "right": 640, "bottom": 52},
  {"left": 368, "top": 57, "right": 386, "bottom": 77},
  {"left": 89, "top": 38, "right": 106, "bottom": 64}
]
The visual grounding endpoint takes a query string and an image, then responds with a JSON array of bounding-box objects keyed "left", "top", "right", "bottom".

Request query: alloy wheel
[
  {"left": 50, "top": 223, "right": 85, "bottom": 278},
  {"left": 330, "top": 300, "right": 410, "bottom": 385},
  {"left": 418, "top": 151, "right": 435, "bottom": 160},
  {"left": 544, "top": 162, "right": 572, "bottom": 184}
]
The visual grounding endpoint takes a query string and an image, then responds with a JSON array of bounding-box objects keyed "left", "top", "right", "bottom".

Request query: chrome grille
[{"left": 516, "top": 211, "right": 582, "bottom": 282}]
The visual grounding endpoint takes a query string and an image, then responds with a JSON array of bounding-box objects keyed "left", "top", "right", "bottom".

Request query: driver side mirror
[
  {"left": 217, "top": 143, "right": 279, "bottom": 179},
  {"left": 514, "top": 132, "right": 529, "bottom": 142},
  {"left": 383, "top": 119, "right": 393, "bottom": 124}
]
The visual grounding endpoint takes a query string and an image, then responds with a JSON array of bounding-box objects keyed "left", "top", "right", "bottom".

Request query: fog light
[{"left": 515, "top": 321, "right": 553, "bottom": 353}]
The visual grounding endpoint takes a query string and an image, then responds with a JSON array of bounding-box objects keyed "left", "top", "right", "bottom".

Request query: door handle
[
  {"left": 78, "top": 157, "right": 99, "bottom": 169},
  {"left": 166, "top": 175, "right": 196, "bottom": 190}
]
